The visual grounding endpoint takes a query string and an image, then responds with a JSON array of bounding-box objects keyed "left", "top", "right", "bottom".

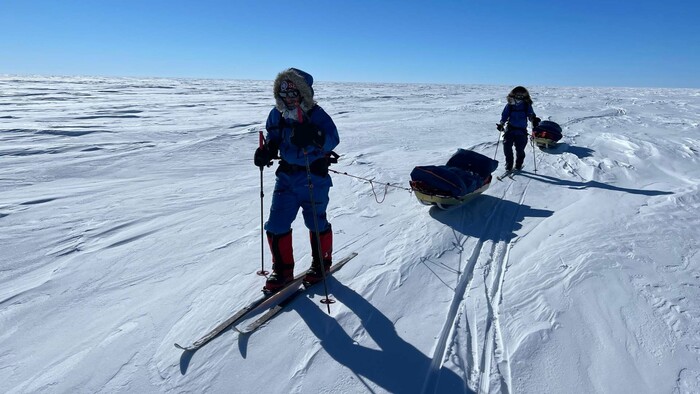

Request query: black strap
[
  {"left": 327, "top": 151, "right": 339, "bottom": 165},
  {"left": 277, "top": 160, "right": 306, "bottom": 173}
]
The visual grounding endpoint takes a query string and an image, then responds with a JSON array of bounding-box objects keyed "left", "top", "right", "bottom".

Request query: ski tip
[{"left": 175, "top": 343, "right": 197, "bottom": 352}]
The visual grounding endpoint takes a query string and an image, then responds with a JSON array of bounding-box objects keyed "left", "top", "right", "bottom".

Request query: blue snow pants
[{"left": 264, "top": 170, "right": 332, "bottom": 235}]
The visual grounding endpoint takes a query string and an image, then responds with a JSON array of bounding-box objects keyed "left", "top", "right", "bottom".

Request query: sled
[
  {"left": 410, "top": 177, "right": 492, "bottom": 210},
  {"left": 532, "top": 120, "right": 563, "bottom": 149},
  {"left": 409, "top": 149, "right": 498, "bottom": 210},
  {"left": 532, "top": 135, "right": 559, "bottom": 149}
]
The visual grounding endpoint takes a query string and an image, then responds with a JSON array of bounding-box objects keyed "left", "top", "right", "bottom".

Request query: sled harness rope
[{"left": 328, "top": 168, "right": 413, "bottom": 204}]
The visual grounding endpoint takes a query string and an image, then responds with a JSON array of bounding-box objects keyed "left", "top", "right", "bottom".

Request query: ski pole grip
[{"left": 258, "top": 130, "right": 264, "bottom": 148}]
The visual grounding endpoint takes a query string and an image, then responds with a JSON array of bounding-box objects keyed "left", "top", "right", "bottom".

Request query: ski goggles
[
  {"left": 278, "top": 89, "right": 300, "bottom": 98},
  {"left": 510, "top": 93, "right": 527, "bottom": 100}
]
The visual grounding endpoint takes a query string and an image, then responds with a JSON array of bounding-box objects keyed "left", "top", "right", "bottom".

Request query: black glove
[
  {"left": 291, "top": 122, "right": 325, "bottom": 148},
  {"left": 254, "top": 146, "right": 271, "bottom": 167},
  {"left": 496, "top": 123, "right": 505, "bottom": 132},
  {"left": 530, "top": 116, "right": 541, "bottom": 128},
  {"left": 254, "top": 141, "right": 279, "bottom": 167}
]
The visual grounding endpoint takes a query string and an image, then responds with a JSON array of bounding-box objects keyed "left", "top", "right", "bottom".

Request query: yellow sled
[
  {"left": 533, "top": 136, "right": 558, "bottom": 149},
  {"left": 410, "top": 179, "right": 491, "bottom": 210}
]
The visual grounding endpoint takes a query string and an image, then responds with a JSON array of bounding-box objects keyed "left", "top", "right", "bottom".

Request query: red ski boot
[
  {"left": 263, "top": 230, "right": 295, "bottom": 294},
  {"left": 303, "top": 226, "right": 332, "bottom": 286}
]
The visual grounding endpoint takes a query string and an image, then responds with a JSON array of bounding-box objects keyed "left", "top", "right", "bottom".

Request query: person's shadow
[
  {"left": 519, "top": 171, "right": 673, "bottom": 196},
  {"left": 291, "top": 280, "right": 476, "bottom": 394}
]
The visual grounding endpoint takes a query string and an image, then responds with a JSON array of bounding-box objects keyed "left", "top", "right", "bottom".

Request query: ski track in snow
[{"left": 423, "top": 168, "right": 537, "bottom": 394}]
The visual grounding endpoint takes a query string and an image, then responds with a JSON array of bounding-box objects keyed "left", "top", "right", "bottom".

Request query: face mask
[{"left": 508, "top": 96, "right": 524, "bottom": 105}]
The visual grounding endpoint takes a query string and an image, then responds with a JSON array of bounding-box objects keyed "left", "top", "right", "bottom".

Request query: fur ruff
[
  {"left": 274, "top": 69, "right": 316, "bottom": 114},
  {"left": 507, "top": 86, "right": 533, "bottom": 105}
]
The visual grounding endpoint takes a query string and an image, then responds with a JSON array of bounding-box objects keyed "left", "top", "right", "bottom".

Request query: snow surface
[{"left": 1, "top": 75, "right": 699, "bottom": 394}]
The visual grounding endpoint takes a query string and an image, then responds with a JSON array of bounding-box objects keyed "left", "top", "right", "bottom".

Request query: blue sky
[{"left": 1, "top": 0, "right": 698, "bottom": 88}]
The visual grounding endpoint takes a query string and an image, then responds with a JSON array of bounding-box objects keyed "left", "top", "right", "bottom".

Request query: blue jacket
[
  {"left": 265, "top": 105, "right": 339, "bottom": 166},
  {"left": 500, "top": 101, "right": 536, "bottom": 131}
]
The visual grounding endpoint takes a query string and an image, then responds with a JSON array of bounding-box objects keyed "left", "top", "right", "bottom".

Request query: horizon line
[{"left": 1, "top": 72, "right": 697, "bottom": 91}]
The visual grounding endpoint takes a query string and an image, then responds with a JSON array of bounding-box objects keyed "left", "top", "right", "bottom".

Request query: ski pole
[
  {"left": 530, "top": 133, "right": 537, "bottom": 173},
  {"left": 303, "top": 149, "right": 334, "bottom": 313},
  {"left": 257, "top": 131, "right": 269, "bottom": 276},
  {"left": 493, "top": 129, "right": 501, "bottom": 160}
]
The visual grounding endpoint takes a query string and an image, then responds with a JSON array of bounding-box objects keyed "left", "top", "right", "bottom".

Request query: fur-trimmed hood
[
  {"left": 273, "top": 68, "right": 316, "bottom": 113},
  {"left": 507, "top": 86, "right": 533, "bottom": 105}
]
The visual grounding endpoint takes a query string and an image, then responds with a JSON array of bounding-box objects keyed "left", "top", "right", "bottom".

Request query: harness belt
[
  {"left": 276, "top": 151, "right": 339, "bottom": 178},
  {"left": 278, "top": 160, "right": 306, "bottom": 173}
]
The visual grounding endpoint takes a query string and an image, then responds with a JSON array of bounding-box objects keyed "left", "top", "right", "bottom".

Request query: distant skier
[
  {"left": 254, "top": 68, "right": 340, "bottom": 293},
  {"left": 496, "top": 86, "right": 540, "bottom": 171}
]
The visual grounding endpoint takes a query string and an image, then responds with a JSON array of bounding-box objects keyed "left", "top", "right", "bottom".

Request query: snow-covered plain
[{"left": 1, "top": 75, "right": 699, "bottom": 393}]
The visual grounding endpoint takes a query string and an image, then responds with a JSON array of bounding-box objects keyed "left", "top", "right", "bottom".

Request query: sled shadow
[
  {"left": 294, "top": 279, "right": 475, "bottom": 394},
  {"left": 429, "top": 195, "right": 554, "bottom": 243},
  {"left": 539, "top": 143, "right": 594, "bottom": 159},
  {"left": 519, "top": 171, "right": 673, "bottom": 196},
  {"left": 565, "top": 145, "right": 595, "bottom": 159}
]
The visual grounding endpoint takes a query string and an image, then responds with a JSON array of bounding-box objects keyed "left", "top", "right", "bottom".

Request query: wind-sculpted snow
[{"left": 1, "top": 75, "right": 699, "bottom": 393}]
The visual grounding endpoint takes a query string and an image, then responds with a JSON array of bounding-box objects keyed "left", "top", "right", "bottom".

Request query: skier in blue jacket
[
  {"left": 254, "top": 68, "right": 340, "bottom": 293},
  {"left": 496, "top": 86, "right": 540, "bottom": 171}
]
